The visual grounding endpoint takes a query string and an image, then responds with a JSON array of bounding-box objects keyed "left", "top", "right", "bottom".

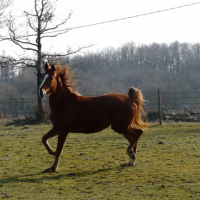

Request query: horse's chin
[
  {"left": 38, "top": 92, "right": 46, "bottom": 99},
  {"left": 39, "top": 95, "right": 45, "bottom": 99}
]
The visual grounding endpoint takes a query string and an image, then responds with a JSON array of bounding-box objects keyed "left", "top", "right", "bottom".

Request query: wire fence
[
  {"left": 0, "top": 97, "right": 49, "bottom": 120},
  {"left": 143, "top": 90, "right": 200, "bottom": 123},
  {"left": 0, "top": 90, "right": 200, "bottom": 123},
  {"left": 144, "top": 91, "right": 200, "bottom": 112}
]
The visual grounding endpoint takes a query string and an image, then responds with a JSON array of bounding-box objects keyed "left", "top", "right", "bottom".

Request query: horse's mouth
[
  {"left": 38, "top": 89, "right": 46, "bottom": 98},
  {"left": 39, "top": 94, "right": 45, "bottom": 99}
]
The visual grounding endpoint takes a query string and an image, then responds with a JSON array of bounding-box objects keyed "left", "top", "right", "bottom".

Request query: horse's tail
[{"left": 128, "top": 87, "right": 149, "bottom": 129}]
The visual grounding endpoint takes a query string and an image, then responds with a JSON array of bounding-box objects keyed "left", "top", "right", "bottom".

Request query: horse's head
[{"left": 38, "top": 63, "right": 57, "bottom": 98}]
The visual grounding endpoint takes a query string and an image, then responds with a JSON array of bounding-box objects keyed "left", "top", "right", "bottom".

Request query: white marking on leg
[{"left": 128, "top": 159, "right": 135, "bottom": 166}]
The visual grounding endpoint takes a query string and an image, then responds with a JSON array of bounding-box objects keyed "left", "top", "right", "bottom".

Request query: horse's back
[{"left": 78, "top": 93, "right": 133, "bottom": 114}]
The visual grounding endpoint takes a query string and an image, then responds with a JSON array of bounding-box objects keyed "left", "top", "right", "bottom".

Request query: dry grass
[{"left": 0, "top": 120, "right": 200, "bottom": 199}]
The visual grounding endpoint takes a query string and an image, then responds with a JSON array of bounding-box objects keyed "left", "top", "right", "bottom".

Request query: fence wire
[
  {"left": 143, "top": 91, "right": 200, "bottom": 113},
  {"left": 0, "top": 91, "right": 200, "bottom": 122},
  {"left": 0, "top": 97, "right": 49, "bottom": 120}
]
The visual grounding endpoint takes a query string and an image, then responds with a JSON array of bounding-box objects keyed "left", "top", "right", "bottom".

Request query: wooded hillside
[
  {"left": 70, "top": 41, "right": 200, "bottom": 95},
  {"left": 0, "top": 41, "right": 200, "bottom": 99}
]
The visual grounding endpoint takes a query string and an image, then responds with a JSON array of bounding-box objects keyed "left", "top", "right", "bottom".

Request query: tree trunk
[
  {"left": 37, "top": 63, "right": 44, "bottom": 120},
  {"left": 36, "top": 20, "right": 44, "bottom": 120}
]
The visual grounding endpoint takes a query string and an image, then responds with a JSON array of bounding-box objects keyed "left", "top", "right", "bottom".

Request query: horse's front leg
[
  {"left": 43, "top": 131, "right": 68, "bottom": 173},
  {"left": 42, "top": 128, "right": 58, "bottom": 156}
]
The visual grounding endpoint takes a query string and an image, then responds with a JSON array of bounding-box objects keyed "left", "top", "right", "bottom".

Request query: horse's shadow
[
  {"left": 0, "top": 166, "right": 125, "bottom": 184},
  {"left": 65, "top": 166, "right": 124, "bottom": 177}
]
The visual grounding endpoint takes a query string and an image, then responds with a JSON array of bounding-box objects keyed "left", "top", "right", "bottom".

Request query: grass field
[{"left": 0, "top": 120, "right": 200, "bottom": 200}]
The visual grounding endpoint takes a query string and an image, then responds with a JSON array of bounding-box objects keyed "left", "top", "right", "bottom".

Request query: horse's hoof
[
  {"left": 42, "top": 167, "right": 56, "bottom": 173},
  {"left": 127, "top": 151, "right": 136, "bottom": 160}
]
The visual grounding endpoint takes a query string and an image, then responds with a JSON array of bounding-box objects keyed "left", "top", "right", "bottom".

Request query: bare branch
[
  {"left": 23, "top": 11, "right": 37, "bottom": 18},
  {"left": 0, "top": 0, "right": 12, "bottom": 28},
  {"left": 0, "top": 0, "right": 12, "bottom": 17},
  {"left": 5, "top": 34, "right": 38, "bottom": 52},
  {"left": 43, "top": 44, "right": 95, "bottom": 57},
  {"left": 41, "top": 11, "right": 72, "bottom": 34},
  {"left": 3, "top": 16, "right": 38, "bottom": 51},
  {"left": 0, "top": 55, "right": 37, "bottom": 68},
  {"left": 34, "top": 0, "right": 39, "bottom": 17},
  {"left": 41, "top": 29, "right": 70, "bottom": 39},
  {"left": 26, "top": 15, "right": 37, "bottom": 32}
]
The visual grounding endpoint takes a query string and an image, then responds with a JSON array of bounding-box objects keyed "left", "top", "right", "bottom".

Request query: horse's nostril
[{"left": 39, "top": 89, "right": 47, "bottom": 98}]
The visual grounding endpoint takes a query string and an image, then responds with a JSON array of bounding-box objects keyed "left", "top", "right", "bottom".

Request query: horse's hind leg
[
  {"left": 44, "top": 131, "right": 68, "bottom": 173},
  {"left": 123, "top": 136, "right": 139, "bottom": 166},
  {"left": 122, "top": 128, "right": 143, "bottom": 167},
  {"left": 42, "top": 128, "right": 58, "bottom": 156}
]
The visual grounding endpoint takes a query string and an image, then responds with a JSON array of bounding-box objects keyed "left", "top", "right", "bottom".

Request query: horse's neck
[{"left": 49, "top": 77, "right": 72, "bottom": 111}]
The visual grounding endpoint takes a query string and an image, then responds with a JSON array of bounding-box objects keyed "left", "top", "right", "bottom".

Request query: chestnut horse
[{"left": 38, "top": 63, "right": 149, "bottom": 172}]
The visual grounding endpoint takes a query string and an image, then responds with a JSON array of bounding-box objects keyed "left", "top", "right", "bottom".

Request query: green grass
[{"left": 0, "top": 121, "right": 200, "bottom": 199}]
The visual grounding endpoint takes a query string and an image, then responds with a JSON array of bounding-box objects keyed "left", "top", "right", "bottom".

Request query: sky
[{"left": 1, "top": 0, "right": 200, "bottom": 57}]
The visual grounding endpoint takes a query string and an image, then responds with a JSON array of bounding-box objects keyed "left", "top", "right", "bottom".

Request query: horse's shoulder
[{"left": 69, "top": 93, "right": 78, "bottom": 100}]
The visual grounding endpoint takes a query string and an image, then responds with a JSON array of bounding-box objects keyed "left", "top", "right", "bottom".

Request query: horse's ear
[
  {"left": 51, "top": 64, "right": 56, "bottom": 72},
  {"left": 44, "top": 63, "right": 49, "bottom": 71}
]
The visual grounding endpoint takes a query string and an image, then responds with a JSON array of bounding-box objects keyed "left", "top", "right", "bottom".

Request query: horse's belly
[{"left": 69, "top": 116, "right": 111, "bottom": 133}]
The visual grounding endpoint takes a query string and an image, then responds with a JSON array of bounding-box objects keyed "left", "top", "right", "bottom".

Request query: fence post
[
  {"left": 22, "top": 96, "right": 26, "bottom": 115},
  {"left": 158, "top": 88, "right": 162, "bottom": 125}
]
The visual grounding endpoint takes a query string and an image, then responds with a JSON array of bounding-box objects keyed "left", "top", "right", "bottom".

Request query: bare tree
[{"left": 2, "top": 0, "right": 91, "bottom": 119}]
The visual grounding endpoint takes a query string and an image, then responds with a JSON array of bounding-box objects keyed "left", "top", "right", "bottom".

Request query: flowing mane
[{"left": 55, "top": 63, "right": 80, "bottom": 95}]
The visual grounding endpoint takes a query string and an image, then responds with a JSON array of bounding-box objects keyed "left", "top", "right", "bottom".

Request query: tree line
[
  {"left": 69, "top": 41, "right": 200, "bottom": 95},
  {"left": 0, "top": 41, "right": 200, "bottom": 119},
  {"left": 0, "top": 41, "right": 200, "bottom": 100}
]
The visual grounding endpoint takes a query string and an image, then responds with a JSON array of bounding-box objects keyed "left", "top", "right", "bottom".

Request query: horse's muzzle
[{"left": 38, "top": 89, "right": 45, "bottom": 98}]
